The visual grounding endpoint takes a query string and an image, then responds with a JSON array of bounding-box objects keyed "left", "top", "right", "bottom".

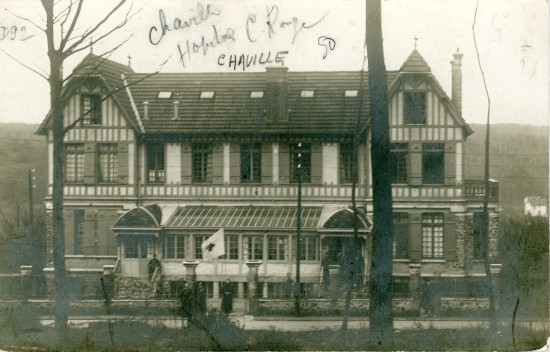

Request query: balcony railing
[{"left": 464, "top": 179, "right": 499, "bottom": 203}]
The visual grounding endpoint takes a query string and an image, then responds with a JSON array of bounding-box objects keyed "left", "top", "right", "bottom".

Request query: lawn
[{"left": 0, "top": 314, "right": 547, "bottom": 351}]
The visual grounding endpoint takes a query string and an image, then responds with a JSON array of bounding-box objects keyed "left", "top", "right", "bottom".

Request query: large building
[{"left": 38, "top": 48, "right": 500, "bottom": 313}]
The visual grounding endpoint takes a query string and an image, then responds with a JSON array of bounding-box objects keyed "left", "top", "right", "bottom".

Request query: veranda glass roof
[{"left": 165, "top": 206, "right": 323, "bottom": 230}]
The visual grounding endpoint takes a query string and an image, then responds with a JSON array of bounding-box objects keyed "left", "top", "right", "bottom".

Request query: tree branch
[
  {"left": 58, "top": 0, "right": 84, "bottom": 52},
  {"left": 62, "top": 0, "right": 130, "bottom": 56},
  {"left": 61, "top": 38, "right": 131, "bottom": 85},
  {"left": 0, "top": 49, "right": 48, "bottom": 81},
  {"left": 71, "top": 32, "right": 133, "bottom": 57},
  {"left": 3, "top": 7, "right": 45, "bottom": 33},
  {"left": 56, "top": 0, "right": 75, "bottom": 40}
]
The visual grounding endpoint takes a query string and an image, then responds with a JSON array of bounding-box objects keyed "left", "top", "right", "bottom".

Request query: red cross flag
[{"left": 201, "top": 228, "right": 225, "bottom": 260}]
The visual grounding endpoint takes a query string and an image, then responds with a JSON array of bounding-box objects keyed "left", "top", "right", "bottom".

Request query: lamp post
[{"left": 295, "top": 143, "right": 302, "bottom": 316}]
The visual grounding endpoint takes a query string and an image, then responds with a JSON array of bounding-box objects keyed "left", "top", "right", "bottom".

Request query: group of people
[
  {"left": 179, "top": 281, "right": 207, "bottom": 318},
  {"left": 179, "top": 279, "right": 236, "bottom": 318}
]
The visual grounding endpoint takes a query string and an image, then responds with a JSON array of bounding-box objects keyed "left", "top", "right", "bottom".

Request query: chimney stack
[
  {"left": 451, "top": 48, "right": 463, "bottom": 114},
  {"left": 142, "top": 101, "right": 149, "bottom": 120},
  {"left": 173, "top": 101, "right": 179, "bottom": 120},
  {"left": 265, "top": 67, "right": 288, "bottom": 122}
]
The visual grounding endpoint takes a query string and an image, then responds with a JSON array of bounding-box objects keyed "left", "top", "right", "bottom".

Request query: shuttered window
[
  {"left": 81, "top": 94, "right": 102, "bottom": 125},
  {"left": 393, "top": 212, "right": 409, "bottom": 259},
  {"left": 241, "top": 143, "right": 262, "bottom": 183},
  {"left": 340, "top": 143, "right": 356, "bottom": 184},
  {"left": 192, "top": 143, "right": 212, "bottom": 183},
  {"left": 390, "top": 143, "right": 408, "bottom": 184},
  {"left": 65, "top": 144, "right": 84, "bottom": 183},
  {"left": 422, "top": 143, "right": 444, "bottom": 184},
  {"left": 147, "top": 143, "right": 165, "bottom": 183},
  {"left": 422, "top": 213, "right": 444, "bottom": 259},
  {"left": 404, "top": 91, "right": 426, "bottom": 124},
  {"left": 97, "top": 143, "right": 118, "bottom": 183}
]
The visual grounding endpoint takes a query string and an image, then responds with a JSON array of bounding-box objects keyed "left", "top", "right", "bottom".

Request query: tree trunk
[
  {"left": 42, "top": 0, "right": 69, "bottom": 337},
  {"left": 366, "top": 0, "right": 394, "bottom": 345},
  {"left": 51, "top": 56, "right": 69, "bottom": 337}
]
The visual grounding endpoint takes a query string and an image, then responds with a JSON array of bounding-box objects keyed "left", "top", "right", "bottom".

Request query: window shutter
[
  {"left": 278, "top": 144, "right": 290, "bottom": 184},
  {"left": 444, "top": 213, "right": 456, "bottom": 261},
  {"left": 229, "top": 143, "right": 240, "bottom": 184},
  {"left": 444, "top": 143, "right": 456, "bottom": 185},
  {"left": 97, "top": 210, "right": 118, "bottom": 255},
  {"left": 409, "top": 142, "right": 422, "bottom": 185},
  {"left": 261, "top": 143, "right": 272, "bottom": 184},
  {"left": 311, "top": 143, "right": 322, "bottom": 184},
  {"left": 117, "top": 142, "right": 128, "bottom": 184},
  {"left": 84, "top": 210, "right": 96, "bottom": 255},
  {"left": 409, "top": 213, "right": 422, "bottom": 261},
  {"left": 212, "top": 143, "right": 223, "bottom": 184},
  {"left": 181, "top": 143, "right": 192, "bottom": 184},
  {"left": 83, "top": 143, "right": 96, "bottom": 184},
  {"left": 64, "top": 210, "right": 75, "bottom": 255}
]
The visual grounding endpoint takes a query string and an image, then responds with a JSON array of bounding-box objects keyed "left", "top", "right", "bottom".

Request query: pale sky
[{"left": 0, "top": 0, "right": 547, "bottom": 126}]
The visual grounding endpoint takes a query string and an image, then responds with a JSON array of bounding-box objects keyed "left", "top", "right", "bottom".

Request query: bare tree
[
  {"left": 471, "top": 0, "right": 496, "bottom": 334},
  {"left": 366, "top": 0, "right": 394, "bottom": 346},
  {"left": 1, "top": 0, "right": 142, "bottom": 339}
]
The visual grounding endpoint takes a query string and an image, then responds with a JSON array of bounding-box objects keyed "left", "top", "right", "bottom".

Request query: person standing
[
  {"left": 284, "top": 272, "right": 294, "bottom": 299},
  {"left": 195, "top": 282, "right": 207, "bottom": 317},
  {"left": 147, "top": 254, "right": 161, "bottom": 280},
  {"left": 221, "top": 279, "right": 235, "bottom": 315},
  {"left": 180, "top": 281, "right": 194, "bottom": 319}
]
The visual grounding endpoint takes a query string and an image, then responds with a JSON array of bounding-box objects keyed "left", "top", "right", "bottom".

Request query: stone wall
[
  {"left": 440, "top": 297, "right": 489, "bottom": 315},
  {"left": 255, "top": 298, "right": 417, "bottom": 316},
  {"left": 115, "top": 276, "right": 157, "bottom": 300},
  {"left": 255, "top": 297, "right": 491, "bottom": 317},
  {"left": 454, "top": 213, "right": 500, "bottom": 270}
]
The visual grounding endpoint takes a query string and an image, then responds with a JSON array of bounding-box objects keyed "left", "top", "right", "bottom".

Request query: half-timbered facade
[{"left": 38, "top": 49, "right": 500, "bottom": 313}]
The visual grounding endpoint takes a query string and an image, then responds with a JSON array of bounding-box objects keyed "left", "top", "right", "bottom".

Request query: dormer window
[
  {"left": 81, "top": 94, "right": 102, "bottom": 125},
  {"left": 157, "top": 91, "right": 172, "bottom": 99},
  {"left": 250, "top": 91, "right": 264, "bottom": 98},
  {"left": 300, "top": 90, "right": 314, "bottom": 98},
  {"left": 200, "top": 91, "right": 215, "bottom": 99},
  {"left": 404, "top": 91, "right": 426, "bottom": 124},
  {"left": 345, "top": 90, "right": 358, "bottom": 97}
]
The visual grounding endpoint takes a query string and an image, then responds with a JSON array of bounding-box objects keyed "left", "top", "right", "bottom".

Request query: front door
[{"left": 120, "top": 235, "right": 153, "bottom": 277}]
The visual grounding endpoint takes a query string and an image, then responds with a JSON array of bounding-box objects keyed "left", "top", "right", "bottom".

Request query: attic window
[
  {"left": 250, "top": 91, "right": 264, "bottom": 98},
  {"left": 345, "top": 90, "right": 358, "bottom": 97},
  {"left": 157, "top": 91, "right": 172, "bottom": 99},
  {"left": 200, "top": 91, "right": 215, "bottom": 99},
  {"left": 301, "top": 90, "right": 314, "bottom": 98}
]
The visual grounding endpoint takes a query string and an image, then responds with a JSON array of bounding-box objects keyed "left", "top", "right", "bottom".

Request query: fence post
[
  {"left": 20, "top": 265, "right": 32, "bottom": 300},
  {"left": 408, "top": 263, "right": 422, "bottom": 315},
  {"left": 102, "top": 265, "right": 116, "bottom": 305}
]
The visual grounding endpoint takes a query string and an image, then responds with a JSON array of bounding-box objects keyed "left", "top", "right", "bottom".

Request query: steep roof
[
  {"left": 126, "top": 71, "right": 398, "bottom": 139},
  {"left": 37, "top": 53, "right": 138, "bottom": 135},
  {"left": 400, "top": 49, "right": 432, "bottom": 72},
  {"left": 38, "top": 49, "right": 472, "bottom": 138}
]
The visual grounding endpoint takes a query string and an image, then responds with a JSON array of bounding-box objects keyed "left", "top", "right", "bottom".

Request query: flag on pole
[{"left": 201, "top": 228, "right": 225, "bottom": 260}]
